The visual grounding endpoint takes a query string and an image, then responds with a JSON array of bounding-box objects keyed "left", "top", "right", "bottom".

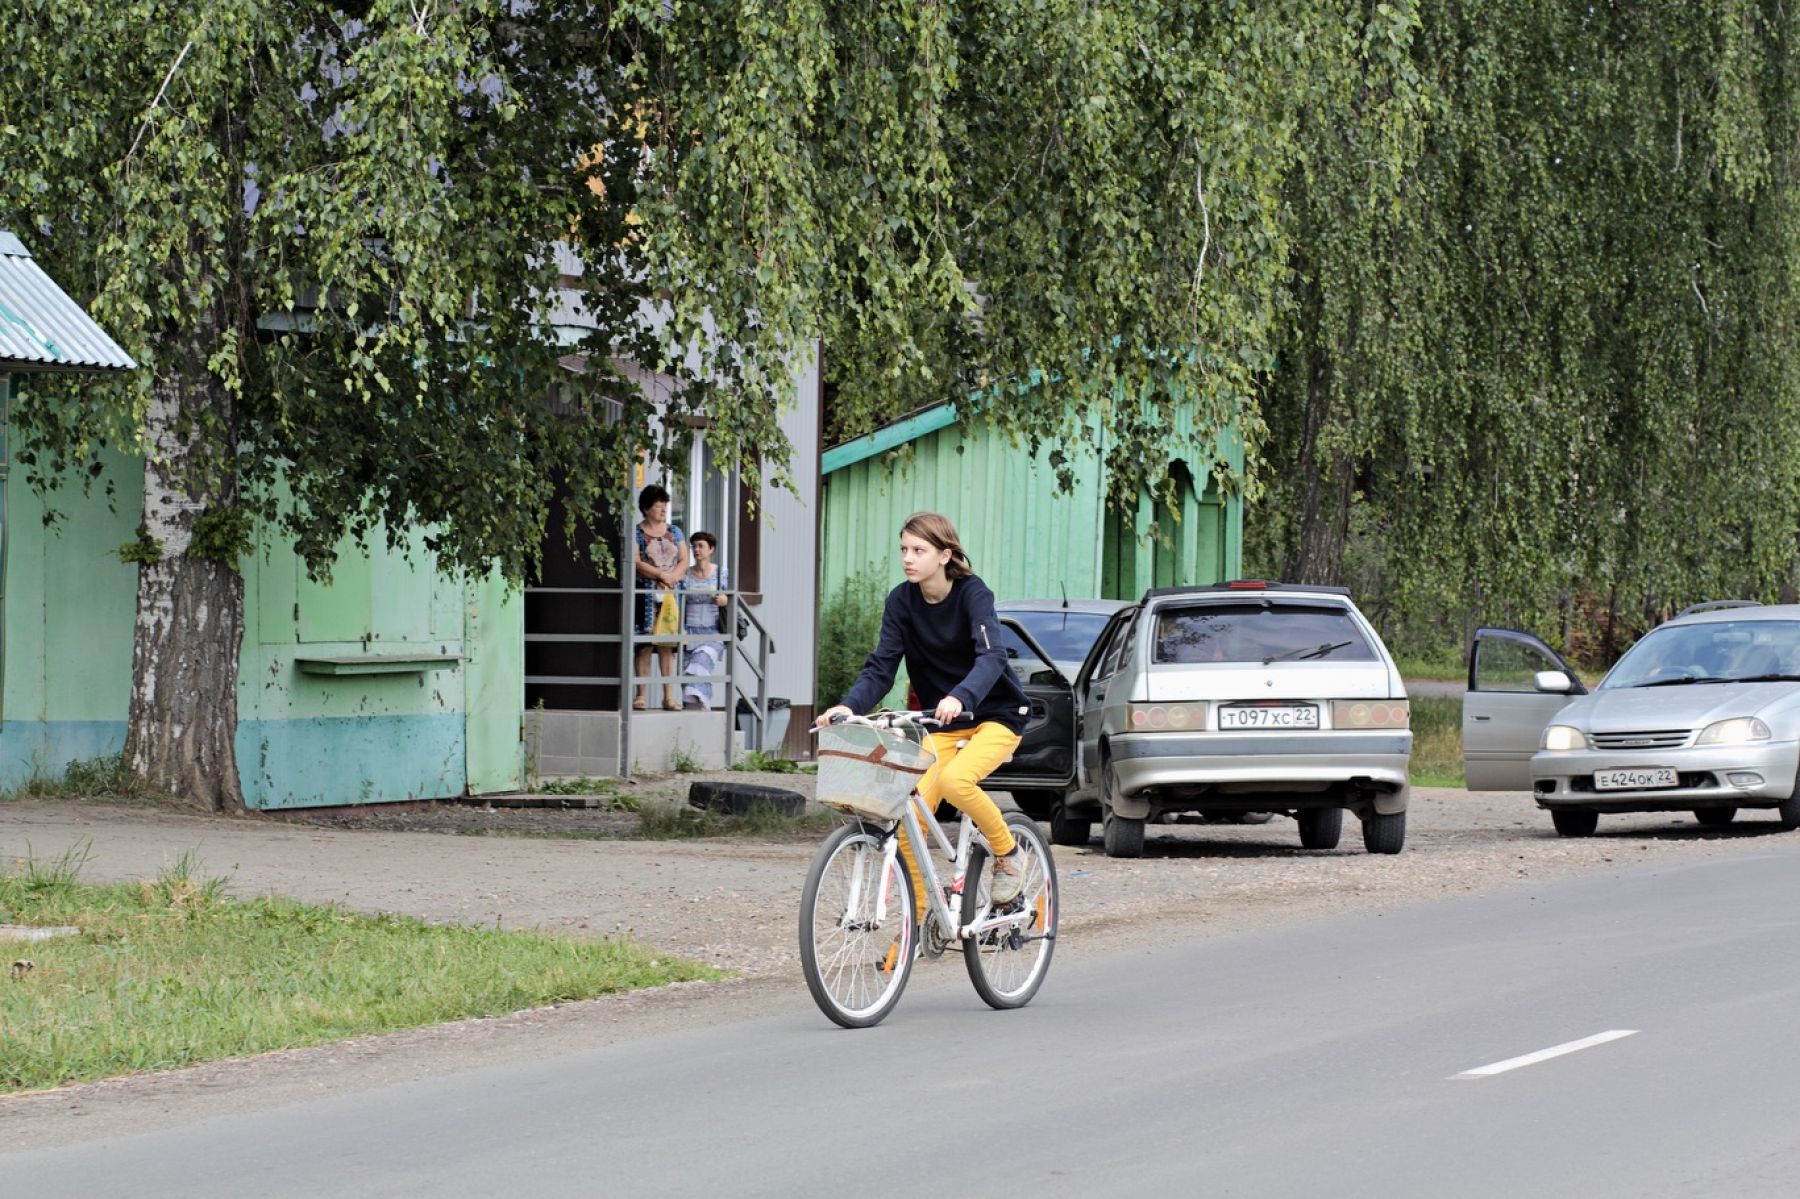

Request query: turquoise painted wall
[
  {"left": 0, "top": 385, "right": 140, "bottom": 752},
  {"left": 0, "top": 384, "right": 524, "bottom": 806},
  {"left": 820, "top": 408, "right": 1244, "bottom": 609}
]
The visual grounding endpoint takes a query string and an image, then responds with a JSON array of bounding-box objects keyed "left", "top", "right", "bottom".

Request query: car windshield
[
  {"left": 1151, "top": 603, "right": 1377, "bottom": 665},
  {"left": 1000, "top": 611, "right": 1113, "bottom": 667},
  {"left": 1603, "top": 619, "right": 1800, "bottom": 688}
]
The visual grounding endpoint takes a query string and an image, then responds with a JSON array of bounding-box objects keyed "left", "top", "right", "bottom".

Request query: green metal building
[
  {"left": 820, "top": 401, "right": 1244, "bottom": 606},
  {"left": 0, "top": 231, "right": 523, "bottom": 806}
]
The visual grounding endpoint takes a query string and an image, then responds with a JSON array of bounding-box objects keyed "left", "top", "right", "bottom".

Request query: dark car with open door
[{"left": 984, "top": 616, "right": 1080, "bottom": 822}]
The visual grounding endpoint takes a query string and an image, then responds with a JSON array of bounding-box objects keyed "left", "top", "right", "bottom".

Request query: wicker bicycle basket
[{"left": 814, "top": 723, "right": 936, "bottom": 821}]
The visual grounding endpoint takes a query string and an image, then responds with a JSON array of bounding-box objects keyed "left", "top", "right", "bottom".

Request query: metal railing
[
  {"left": 522, "top": 474, "right": 777, "bottom": 776},
  {"left": 522, "top": 582, "right": 774, "bottom": 776}
]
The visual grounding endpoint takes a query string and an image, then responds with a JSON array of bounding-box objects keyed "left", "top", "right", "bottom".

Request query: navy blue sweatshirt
[{"left": 839, "top": 575, "right": 1030, "bottom": 733}]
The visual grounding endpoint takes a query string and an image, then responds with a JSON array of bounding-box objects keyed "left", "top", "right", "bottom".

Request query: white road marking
[{"left": 1453, "top": 1030, "right": 1639, "bottom": 1079}]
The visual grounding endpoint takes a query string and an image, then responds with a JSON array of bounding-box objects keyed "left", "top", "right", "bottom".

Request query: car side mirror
[{"left": 1534, "top": 669, "right": 1573, "bottom": 694}]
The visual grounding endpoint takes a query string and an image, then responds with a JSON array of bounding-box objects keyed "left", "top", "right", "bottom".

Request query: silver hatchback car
[
  {"left": 1035, "top": 582, "right": 1413, "bottom": 857},
  {"left": 1463, "top": 604, "right": 1800, "bottom": 835}
]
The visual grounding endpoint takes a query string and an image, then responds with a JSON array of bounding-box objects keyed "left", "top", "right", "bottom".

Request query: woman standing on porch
[
  {"left": 678, "top": 531, "right": 730, "bottom": 710},
  {"left": 633, "top": 484, "right": 688, "bottom": 711}
]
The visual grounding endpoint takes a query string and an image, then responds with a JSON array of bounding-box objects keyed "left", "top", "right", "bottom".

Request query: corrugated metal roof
[
  {"left": 0, "top": 231, "right": 136, "bottom": 372},
  {"left": 822, "top": 402, "right": 959, "bottom": 474}
]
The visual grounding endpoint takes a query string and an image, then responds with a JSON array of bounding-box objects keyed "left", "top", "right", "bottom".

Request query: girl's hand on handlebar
[
  {"left": 933, "top": 695, "right": 964, "bottom": 725},
  {"left": 815, "top": 704, "right": 853, "bottom": 728}
]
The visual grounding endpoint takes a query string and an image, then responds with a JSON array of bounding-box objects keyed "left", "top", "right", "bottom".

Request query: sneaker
[{"left": 990, "top": 846, "right": 1027, "bottom": 905}]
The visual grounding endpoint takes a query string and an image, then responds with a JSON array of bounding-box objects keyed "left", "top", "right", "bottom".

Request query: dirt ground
[
  {"left": 1, "top": 777, "right": 1791, "bottom": 1146},
  {"left": 4, "top": 772, "right": 1790, "bottom": 981}
]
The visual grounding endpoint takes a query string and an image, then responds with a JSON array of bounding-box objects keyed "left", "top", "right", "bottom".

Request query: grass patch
[
  {"left": 669, "top": 739, "right": 703, "bottom": 774},
  {"left": 1392, "top": 648, "right": 1466, "bottom": 681},
  {"left": 636, "top": 804, "right": 838, "bottom": 839},
  {"left": 1410, "top": 696, "right": 1464, "bottom": 787},
  {"left": 3, "top": 754, "right": 161, "bottom": 804},
  {"left": 731, "top": 750, "right": 801, "bottom": 773},
  {"left": 535, "top": 777, "right": 640, "bottom": 810},
  {"left": 0, "top": 844, "right": 718, "bottom": 1092}
]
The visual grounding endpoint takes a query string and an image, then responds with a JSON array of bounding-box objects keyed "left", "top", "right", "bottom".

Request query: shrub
[{"left": 816, "top": 568, "right": 904, "bottom": 710}]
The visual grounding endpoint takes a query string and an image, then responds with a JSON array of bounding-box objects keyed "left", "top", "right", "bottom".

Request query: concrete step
[{"left": 526, "top": 708, "right": 744, "bottom": 775}]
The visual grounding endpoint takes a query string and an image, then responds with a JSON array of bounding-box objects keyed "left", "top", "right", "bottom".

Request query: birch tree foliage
[
  {"left": 2, "top": 1, "right": 679, "bottom": 581},
  {"left": 633, "top": 0, "right": 1427, "bottom": 509},
  {"left": 1253, "top": 1, "right": 1800, "bottom": 651},
  {"left": 2, "top": 0, "right": 1427, "bottom": 560}
]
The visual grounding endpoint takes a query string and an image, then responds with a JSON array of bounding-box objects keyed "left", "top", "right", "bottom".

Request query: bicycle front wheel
[
  {"left": 799, "top": 822, "right": 917, "bottom": 1028},
  {"left": 961, "top": 813, "right": 1058, "bottom": 1010}
]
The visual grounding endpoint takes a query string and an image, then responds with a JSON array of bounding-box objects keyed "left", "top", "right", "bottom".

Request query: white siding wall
[{"left": 749, "top": 347, "right": 820, "bottom": 706}]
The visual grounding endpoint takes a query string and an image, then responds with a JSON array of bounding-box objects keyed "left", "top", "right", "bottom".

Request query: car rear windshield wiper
[
  {"left": 1263, "top": 639, "right": 1353, "bottom": 666},
  {"left": 1734, "top": 673, "right": 1800, "bottom": 683}
]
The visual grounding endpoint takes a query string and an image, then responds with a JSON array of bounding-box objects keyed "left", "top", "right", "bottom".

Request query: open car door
[
  {"left": 986, "top": 617, "right": 1077, "bottom": 815},
  {"left": 1462, "top": 627, "right": 1586, "bottom": 791}
]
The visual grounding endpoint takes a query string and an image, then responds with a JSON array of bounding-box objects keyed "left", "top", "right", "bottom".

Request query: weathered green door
[
  {"left": 0, "top": 376, "right": 8, "bottom": 722},
  {"left": 1101, "top": 468, "right": 1235, "bottom": 599},
  {"left": 463, "top": 572, "right": 523, "bottom": 794}
]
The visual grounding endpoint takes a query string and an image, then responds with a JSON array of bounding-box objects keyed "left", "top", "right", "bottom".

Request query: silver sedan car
[{"left": 1463, "top": 605, "right": 1800, "bottom": 836}]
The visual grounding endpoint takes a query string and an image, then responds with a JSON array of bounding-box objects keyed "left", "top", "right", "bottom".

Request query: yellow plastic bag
[{"left": 652, "top": 592, "right": 681, "bottom": 640}]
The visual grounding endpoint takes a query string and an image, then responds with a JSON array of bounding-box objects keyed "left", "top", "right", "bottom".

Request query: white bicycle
[{"left": 800, "top": 712, "right": 1058, "bottom": 1028}]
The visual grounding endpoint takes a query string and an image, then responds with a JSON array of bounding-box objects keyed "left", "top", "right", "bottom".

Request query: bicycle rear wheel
[
  {"left": 799, "top": 822, "right": 917, "bottom": 1028},
  {"left": 961, "top": 813, "right": 1057, "bottom": 1010}
]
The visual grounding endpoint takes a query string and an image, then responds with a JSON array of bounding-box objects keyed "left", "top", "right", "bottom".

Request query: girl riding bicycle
[{"left": 816, "top": 512, "right": 1032, "bottom": 905}]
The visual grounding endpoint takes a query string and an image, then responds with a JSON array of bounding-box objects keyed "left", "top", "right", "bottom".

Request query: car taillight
[
  {"left": 1330, "top": 700, "right": 1410, "bottom": 729},
  {"left": 1127, "top": 702, "right": 1208, "bottom": 731}
]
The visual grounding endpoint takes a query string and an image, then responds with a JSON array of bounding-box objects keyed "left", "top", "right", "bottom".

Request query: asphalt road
[{"left": 10, "top": 841, "right": 1800, "bottom": 1198}]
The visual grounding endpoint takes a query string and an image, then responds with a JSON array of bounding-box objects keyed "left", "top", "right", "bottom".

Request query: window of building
[{"left": 667, "top": 431, "right": 760, "bottom": 598}]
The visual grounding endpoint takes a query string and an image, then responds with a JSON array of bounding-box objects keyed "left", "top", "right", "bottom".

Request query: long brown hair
[{"left": 901, "top": 511, "right": 974, "bottom": 580}]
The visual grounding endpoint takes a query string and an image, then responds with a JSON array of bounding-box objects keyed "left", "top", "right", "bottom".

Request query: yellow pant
[{"left": 897, "top": 722, "right": 1022, "bottom": 920}]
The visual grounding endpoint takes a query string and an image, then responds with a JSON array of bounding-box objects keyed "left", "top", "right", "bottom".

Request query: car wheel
[
  {"left": 1006, "top": 788, "right": 1059, "bottom": 820},
  {"left": 1102, "top": 808, "right": 1145, "bottom": 857},
  {"left": 1361, "top": 809, "right": 1405, "bottom": 854},
  {"left": 1100, "top": 762, "right": 1145, "bottom": 858},
  {"left": 1049, "top": 802, "right": 1092, "bottom": 846},
  {"left": 1779, "top": 769, "right": 1800, "bottom": 830},
  {"left": 1693, "top": 806, "right": 1737, "bottom": 827},
  {"left": 1551, "top": 808, "right": 1599, "bottom": 837},
  {"left": 1297, "top": 806, "right": 1343, "bottom": 850}
]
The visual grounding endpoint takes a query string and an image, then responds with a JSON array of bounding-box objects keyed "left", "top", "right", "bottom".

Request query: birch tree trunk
[
  {"left": 1286, "top": 301, "right": 1357, "bottom": 586},
  {"left": 123, "top": 333, "right": 246, "bottom": 813}
]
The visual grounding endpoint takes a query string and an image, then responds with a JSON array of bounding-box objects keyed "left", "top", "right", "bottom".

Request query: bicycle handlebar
[{"left": 816, "top": 710, "right": 942, "bottom": 733}]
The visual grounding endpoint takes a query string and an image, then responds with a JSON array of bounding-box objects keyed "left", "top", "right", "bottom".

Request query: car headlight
[
  {"left": 1541, "top": 725, "right": 1588, "bottom": 751},
  {"left": 1696, "top": 717, "right": 1772, "bottom": 745}
]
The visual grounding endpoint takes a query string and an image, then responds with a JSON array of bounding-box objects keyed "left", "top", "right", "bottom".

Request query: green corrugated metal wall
[
  {"left": 1, "top": 390, "right": 524, "bottom": 805},
  {"left": 821, "top": 412, "right": 1243, "bottom": 608}
]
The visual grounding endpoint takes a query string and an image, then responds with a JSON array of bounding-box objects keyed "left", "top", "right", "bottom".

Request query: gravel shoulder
[{"left": 1, "top": 778, "right": 1789, "bottom": 1147}]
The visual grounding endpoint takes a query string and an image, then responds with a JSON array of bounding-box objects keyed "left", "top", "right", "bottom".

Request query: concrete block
[{"left": 536, "top": 712, "right": 580, "bottom": 759}]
